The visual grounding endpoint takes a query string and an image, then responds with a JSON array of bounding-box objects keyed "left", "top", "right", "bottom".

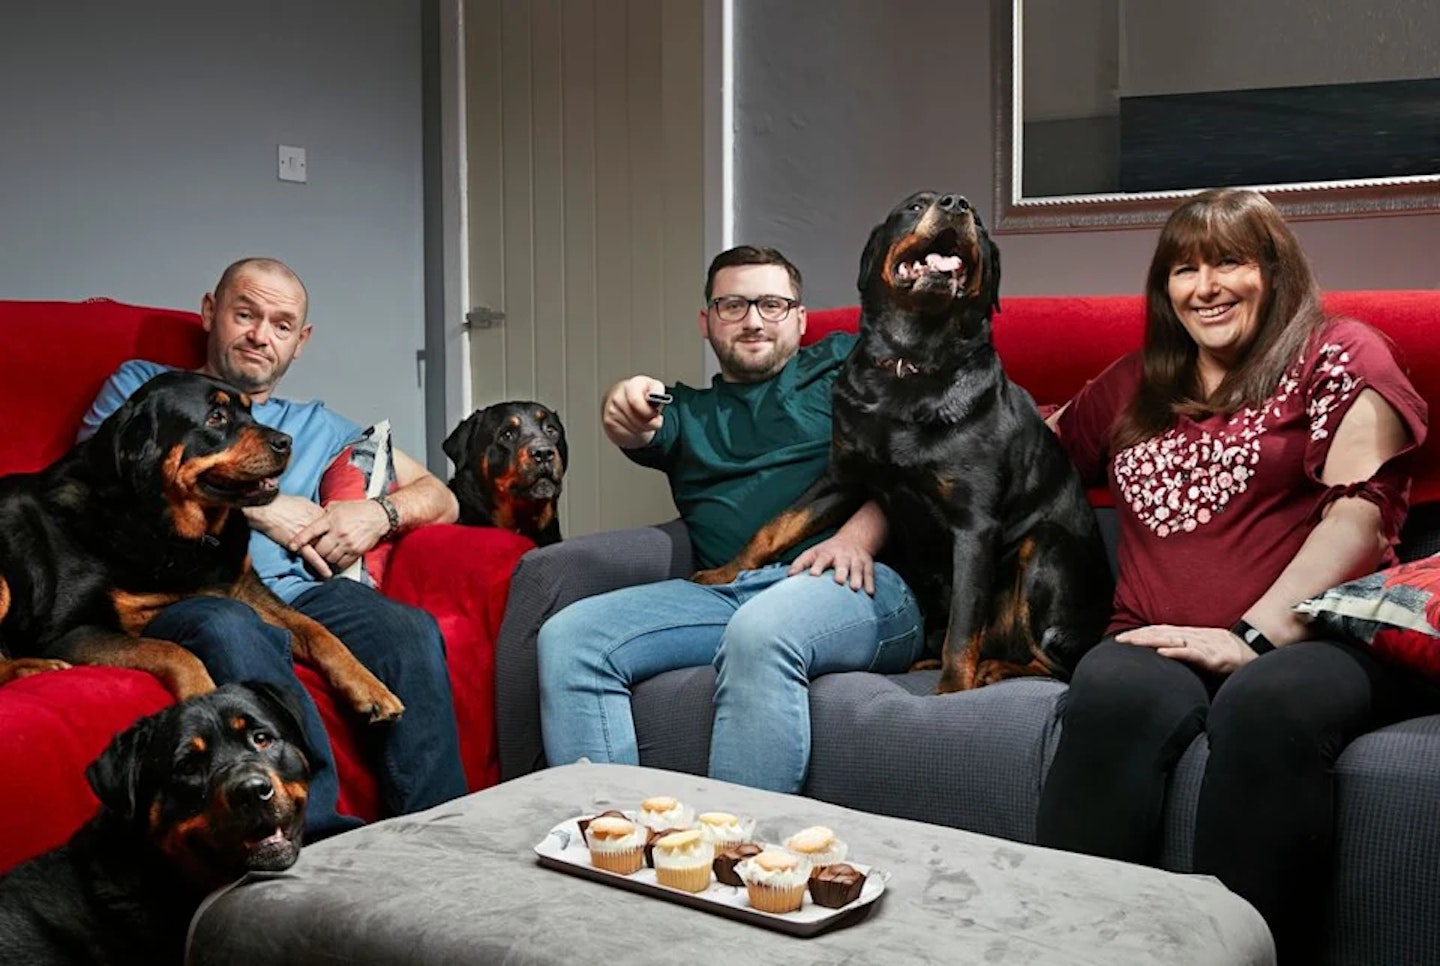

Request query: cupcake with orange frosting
[
  {"left": 583, "top": 814, "right": 648, "bottom": 875},
  {"left": 650, "top": 828, "right": 715, "bottom": 893},
  {"left": 736, "top": 849, "right": 810, "bottom": 914}
]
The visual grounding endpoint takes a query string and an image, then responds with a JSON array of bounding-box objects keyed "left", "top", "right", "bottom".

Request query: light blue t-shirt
[{"left": 79, "top": 360, "right": 363, "bottom": 603}]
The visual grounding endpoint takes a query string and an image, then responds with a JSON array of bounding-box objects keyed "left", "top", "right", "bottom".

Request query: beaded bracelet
[{"left": 372, "top": 493, "right": 401, "bottom": 540}]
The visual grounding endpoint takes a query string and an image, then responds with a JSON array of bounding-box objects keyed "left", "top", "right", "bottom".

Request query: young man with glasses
[{"left": 537, "top": 245, "right": 924, "bottom": 793}]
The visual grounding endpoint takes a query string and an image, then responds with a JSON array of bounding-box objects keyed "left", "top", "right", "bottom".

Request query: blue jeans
[
  {"left": 145, "top": 579, "right": 467, "bottom": 840},
  {"left": 537, "top": 563, "right": 923, "bottom": 793}
]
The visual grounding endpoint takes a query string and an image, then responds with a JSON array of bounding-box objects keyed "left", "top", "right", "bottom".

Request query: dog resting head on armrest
[
  {"left": 444, "top": 401, "right": 567, "bottom": 547},
  {"left": 0, "top": 681, "right": 312, "bottom": 964}
]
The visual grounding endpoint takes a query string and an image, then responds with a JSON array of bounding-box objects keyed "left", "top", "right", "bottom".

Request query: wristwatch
[
  {"left": 1230, "top": 618, "right": 1275, "bottom": 655},
  {"left": 372, "top": 493, "right": 401, "bottom": 540}
]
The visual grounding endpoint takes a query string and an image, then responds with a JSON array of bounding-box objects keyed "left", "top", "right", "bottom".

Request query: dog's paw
[
  {"left": 0, "top": 657, "right": 73, "bottom": 685},
  {"left": 360, "top": 687, "right": 406, "bottom": 724},
  {"left": 690, "top": 565, "right": 740, "bottom": 586}
]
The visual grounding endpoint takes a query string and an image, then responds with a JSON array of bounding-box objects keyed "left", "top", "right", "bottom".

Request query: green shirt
[{"left": 627, "top": 332, "right": 858, "bottom": 569}]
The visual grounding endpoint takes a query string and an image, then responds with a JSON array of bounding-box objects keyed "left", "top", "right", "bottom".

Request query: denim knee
[
  {"left": 537, "top": 607, "right": 591, "bottom": 684},
  {"left": 717, "top": 606, "right": 801, "bottom": 674},
  {"left": 149, "top": 597, "right": 289, "bottom": 671}
]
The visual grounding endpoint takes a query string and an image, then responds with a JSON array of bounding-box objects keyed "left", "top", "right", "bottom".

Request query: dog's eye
[
  {"left": 544, "top": 425, "right": 559, "bottom": 437},
  {"left": 908, "top": 201, "right": 925, "bottom": 212},
  {"left": 498, "top": 429, "right": 515, "bottom": 442},
  {"left": 206, "top": 407, "right": 229, "bottom": 427},
  {"left": 251, "top": 729, "right": 273, "bottom": 749},
  {"left": 176, "top": 751, "right": 206, "bottom": 776}
]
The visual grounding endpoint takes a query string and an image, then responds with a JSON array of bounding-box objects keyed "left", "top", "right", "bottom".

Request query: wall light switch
[{"left": 278, "top": 145, "right": 307, "bottom": 183}]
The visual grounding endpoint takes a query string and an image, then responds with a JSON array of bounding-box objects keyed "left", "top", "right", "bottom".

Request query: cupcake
[
  {"left": 737, "top": 849, "right": 809, "bottom": 914},
  {"left": 783, "top": 825, "right": 847, "bottom": 867},
  {"left": 712, "top": 841, "right": 763, "bottom": 887},
  {"left": 643, "top": 826, "right": 688, "bottom": 868},
  {"left": 583, "top": 815, "right": 648, "bottom": 875},
  {"left": 695, "top": 811, "right": 756, "bottom": 849},
  {"left": 808, "top": 862, "right": 867, "bottom": 908},
  {"left": 638, "top": 795, "right": 693, "bottom": 831},
  {"left": 651, "top": 828, "right": 715, "bottom": 893},
  {"left": 576, "top": 809, "right": 628, "bottom": 844}
]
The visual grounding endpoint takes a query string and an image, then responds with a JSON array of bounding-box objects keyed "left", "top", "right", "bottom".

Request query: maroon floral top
[{"left": 1057, "top": 318, "right": 1428, "bottom": 634}]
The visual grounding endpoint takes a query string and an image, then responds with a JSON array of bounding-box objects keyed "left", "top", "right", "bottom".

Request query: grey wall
[
  {"left": 733, "top": 0, "right": 1440, "bottom": 306},
  {"left": 0, "top": 0, "right": 429, "bottom": 458}
]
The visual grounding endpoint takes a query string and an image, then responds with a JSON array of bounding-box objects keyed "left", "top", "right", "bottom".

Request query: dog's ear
[
  {"left": 442, "top": 412, "right": 480, "bottom": 469},
  {"left": 241, "top": 680, "right": 315, "bottom": 771},
  {"left": 86, "top": 712, "right": 163, "bottom": 822},
  {"left": 88, "top": 388, "right": 163, "bottom": 490},
  {"left": 857, "top": 222, "right": 889, "bottom": 296},
  {"left": 984, "top": 235, "right": 1002, "bottom": 315},
  {"left": 549, "top": 409, "right": 569, "bottom": 468}
]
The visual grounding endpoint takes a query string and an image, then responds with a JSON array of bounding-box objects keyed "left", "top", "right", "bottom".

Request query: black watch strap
[{"left": 1230, "top": 618, "right": 1274, "bottom": 655}]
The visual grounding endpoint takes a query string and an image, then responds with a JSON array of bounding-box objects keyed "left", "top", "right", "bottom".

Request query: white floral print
[{"left": 1115, "top": 340, "right": 1358, "bottom": 537}]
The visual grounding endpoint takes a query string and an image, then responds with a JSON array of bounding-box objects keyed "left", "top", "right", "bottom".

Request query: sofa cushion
[
  {"left": 320, "top": 420, "right": 399, "bottom": 589},
  {"left": 0, "top": 299, "right": 205, "bottom": 476},
  {"left": 1297, "top": 555, "right": 1440, "bottom": 684}
]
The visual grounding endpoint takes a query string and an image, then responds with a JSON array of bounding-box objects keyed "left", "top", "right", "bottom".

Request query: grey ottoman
[{"left": 187, "top": 763, "right": 1274, "bottom": 965}]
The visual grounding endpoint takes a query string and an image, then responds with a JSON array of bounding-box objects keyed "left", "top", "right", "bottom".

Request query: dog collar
[{"left": 873, "top": 356, "right": 939, "bottom": 378}]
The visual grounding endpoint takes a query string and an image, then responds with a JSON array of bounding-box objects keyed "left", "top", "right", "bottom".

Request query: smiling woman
[{"left": 993, "top": 0, "right": 1440, "bottom": 231}]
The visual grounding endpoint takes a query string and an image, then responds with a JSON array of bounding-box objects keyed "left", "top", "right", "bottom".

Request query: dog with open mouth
[
  {"left": 444, "top": 401, "right": 568, "bottom": 547},
  {"left": 0, "top": 370, "right": 404, "bottom": 723},
  {"left": 0, "top": 682, "right": 312, "bottom": 965},
  {"left": 694, "top": 190, "right": 1113, "bottom": 691}
]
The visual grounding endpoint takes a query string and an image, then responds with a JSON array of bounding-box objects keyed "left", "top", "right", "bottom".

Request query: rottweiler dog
[
  {"left": 0, "top": 370, "right": 404, "bottom": 722},
  {"left": 695, "top": 191, "right": 1113, "bottom": 692},
  {"left": 444, "top": 401, "right": 567, "bottom": 546},
  {"left": 0, "top": 682, "right": 311, "bottom": 965}
]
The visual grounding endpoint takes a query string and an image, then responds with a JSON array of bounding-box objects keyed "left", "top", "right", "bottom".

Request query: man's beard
[{"left": 715, "top": 337, "right": 789, "bottom": 383}]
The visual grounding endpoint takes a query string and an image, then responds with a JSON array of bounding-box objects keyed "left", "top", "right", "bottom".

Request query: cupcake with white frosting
[
  {"left": 736, "top": 849, "right": 809, "bottom": 914},
  {"left": 694, "top": 811, "right": 755, "bottom": 849},
  {"left": 651, "top": 828, "right": 715, "bottom": 893},
  {"left": 638, "top": 795, "right": 694, "bottom": 831},
  {"left": 583, "top": 814, "right": 648, "bottom": 875},
  {"left": 783, "top": 825, "right": 847, "bottom": 868}
]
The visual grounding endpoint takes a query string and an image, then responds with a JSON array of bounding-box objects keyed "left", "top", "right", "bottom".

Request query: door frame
[{"left": 427, "top": 0, "right": 732, "bottom": 470}]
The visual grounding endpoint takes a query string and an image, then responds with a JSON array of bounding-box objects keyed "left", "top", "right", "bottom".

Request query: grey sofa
[
  {"left": 495, "top": 507, "right": 1440, "bottom": 966},
  {"left": 495, "top": 290, "right": 1440, "bottom": 965}
]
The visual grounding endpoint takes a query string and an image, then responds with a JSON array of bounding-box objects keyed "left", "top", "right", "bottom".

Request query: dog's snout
[
  {"left": 266, "top": 432, "right": 291, "bottom": 456},
  {"left": 531, "top": 445, "right": 556, "bottom": 464},
  {"left": 937, "top": 194, "right": 969, "bottom": 213},
  {"left": 229, "top": 773, "right": 277, "bottom": 809}
]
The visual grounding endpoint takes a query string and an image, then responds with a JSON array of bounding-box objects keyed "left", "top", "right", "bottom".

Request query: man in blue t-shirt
[
  {"left": 537, "top": 246, "right": 925, "bottom": 793},
  {"left": 80, "top": 257, "right": 466, "bottom": 838}
]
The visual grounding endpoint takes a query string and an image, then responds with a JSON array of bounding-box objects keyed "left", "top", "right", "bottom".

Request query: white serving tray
[{"left": 533, "top": 815, "right": 887, "bottom": 937}]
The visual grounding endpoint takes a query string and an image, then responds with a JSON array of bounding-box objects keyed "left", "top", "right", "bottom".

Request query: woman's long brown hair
[{"left": 1112, "top": 188, "right": 1327, "bottom": 451}]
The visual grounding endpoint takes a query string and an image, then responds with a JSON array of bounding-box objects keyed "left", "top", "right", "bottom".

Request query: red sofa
[{"left": 0, "top": 298, "right": 533, "bottom": 872}]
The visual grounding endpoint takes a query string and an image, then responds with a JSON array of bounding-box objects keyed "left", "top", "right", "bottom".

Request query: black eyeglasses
[{"left": 708, "top": 295, "right": 799, "bottom": 323}]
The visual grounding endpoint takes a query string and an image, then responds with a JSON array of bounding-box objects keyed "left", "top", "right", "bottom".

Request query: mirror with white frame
[{"left": 991, "top": 0, "right": 1440, "bottom": 232}]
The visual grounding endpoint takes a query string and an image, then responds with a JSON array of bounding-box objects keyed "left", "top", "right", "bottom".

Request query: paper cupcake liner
[
  {"left": 745, "top": 882, "right": 807, "bottom": 914},
  {"left": 655, "top": 862, "right": 713, "bottom": 893}
]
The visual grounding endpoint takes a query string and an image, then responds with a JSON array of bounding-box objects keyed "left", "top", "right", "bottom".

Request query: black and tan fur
[{"left": 695, "top": 191, "right": 1112, "bottom": 692}]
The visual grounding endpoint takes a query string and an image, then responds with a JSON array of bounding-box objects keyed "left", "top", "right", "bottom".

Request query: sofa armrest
[
  {"left": 382, "top": 523, "right": 536, "bottom": 792},
  {"left": 495, "top": 519, "right": 693, "bottom": 780}
]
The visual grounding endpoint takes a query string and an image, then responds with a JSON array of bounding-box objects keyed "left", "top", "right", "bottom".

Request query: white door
[{"left": 461, "top": 0, "right": 711, "bottom": 537}]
